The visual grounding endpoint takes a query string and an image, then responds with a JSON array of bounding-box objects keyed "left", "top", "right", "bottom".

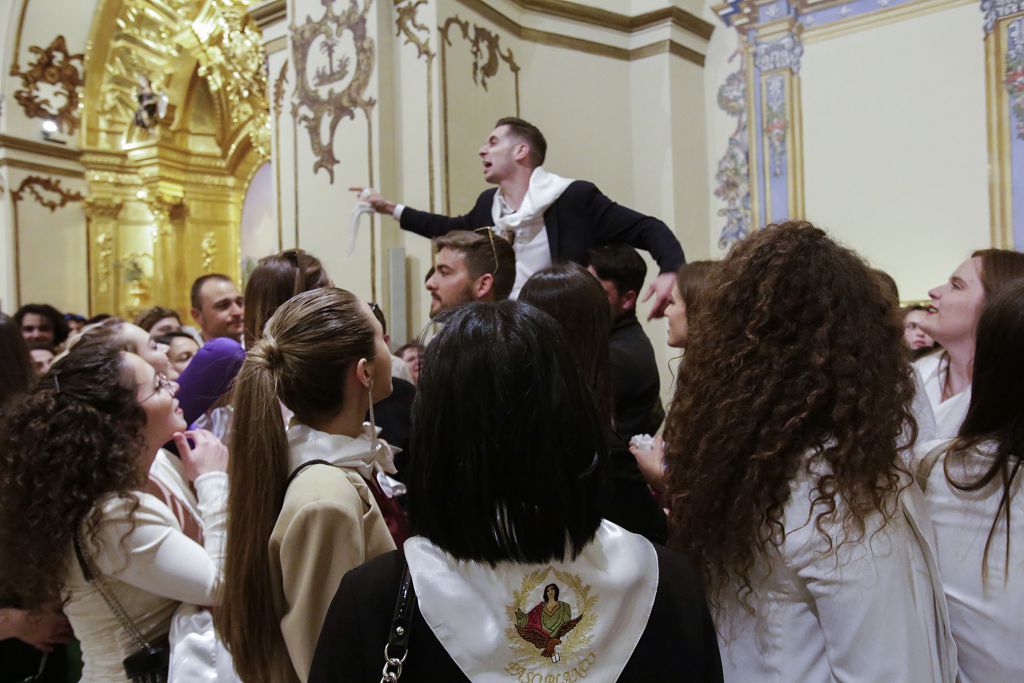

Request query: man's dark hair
[
  {"left": 408, "top": 301, "right": 605, "bottom": 563},
  {"left": 154, "top": 331, "right": 200, "bottom": 347},
  {"left": 587, "top": 244, "right": 648, "bottom": 296},
  {"left": 368, "top": 302, "right": 387, "bottom": 337},
  {"left": 396, "top": 342, "right": 424, "bottom": 357},
  {"left": 190, "top": 273, "right": 232, "bottom": 310},
  {"left": 13, "top": 304, "right": 69, "bottom": 347},
  {"left": 85, "top": 313, "right": 112, "bottom": 325},
  {"left": 495, "top": 116, "right": 547, "bottom": 167},
  {"left": 433, "top": 230, "right": 516, "bottom": 301},
  {"left": 134, "top": 306, "right": 181, "bottom": 332}
]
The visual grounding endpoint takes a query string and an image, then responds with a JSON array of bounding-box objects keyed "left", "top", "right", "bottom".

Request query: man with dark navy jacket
[{"left": 354, "top": 116, "right": 685, "bottom": 317}]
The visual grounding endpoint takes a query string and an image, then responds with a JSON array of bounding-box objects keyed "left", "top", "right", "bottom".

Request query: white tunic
[
  {"left": 918, "top": 440, "right": 1024, "bottom": 683},
  {"left": 714, "top": 463, "right": 957, "bottom": 683},
  {"left": 913, "top": 353, "right": 971, "bottom": 440}
]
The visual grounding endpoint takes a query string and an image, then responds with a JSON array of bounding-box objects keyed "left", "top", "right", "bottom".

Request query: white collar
[
  {"left": 286, "top": 421, "right": 396, "bottom": 478},
  {"left": 404, "top": 520, "right": 657, "bottom": 682},
  {"left": 491, "top": 166, "right": 574, "bottom": 235}
]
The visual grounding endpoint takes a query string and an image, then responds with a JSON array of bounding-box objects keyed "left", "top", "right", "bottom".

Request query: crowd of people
[{"left": 0, "top": 117, "right": 1021, "bottom": 683}]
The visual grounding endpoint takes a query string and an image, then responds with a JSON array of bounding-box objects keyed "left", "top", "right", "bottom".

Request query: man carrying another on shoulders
[
  {"left": 427, "top": 229, "right": 515, "bottom": 318},
  {"left": 354, "top": 117, "right": 683, "bottom": 312},
  {"left": 190, "top": 273, "right": 245, "bottom": 343}
]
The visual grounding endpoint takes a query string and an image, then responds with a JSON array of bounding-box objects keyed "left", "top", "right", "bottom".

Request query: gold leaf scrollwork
[
  {"left": 96, "top": 232, "right": 114, "bottom": 295},
  {"left": 395, "top": 0, "right": 433, "bottom": 61},
  {"left": 10, "top": 176, "right": 85, "bottom": 212},
  {"left": 200, "top": 232, "right": 219, "bottom": 271},
  {"left": 441, "top": 17, "right": 519, "bottom": 92},
  {"left": 10, "top": 36, "right": 85, "bottom": 134},
  {"left": 291, "top": 0, "right": 377, "bottom": 183},
  {"left": 273, "top": 59, "right": 290, "bottom": 119}
]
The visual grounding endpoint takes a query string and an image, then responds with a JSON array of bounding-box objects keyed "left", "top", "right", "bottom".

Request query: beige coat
[{"left": 267, "top": 463, "right": 395, "bottom": 683}]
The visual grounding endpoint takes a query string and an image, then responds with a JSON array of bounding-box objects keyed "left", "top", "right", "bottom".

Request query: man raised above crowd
[
  {"left": 190, "top": 273, "right": 244, "bottom": 343},
  {"left": 426, "top": 229, "right": 515, "bottom": 318},
  {"left": 355, "top": 117, "right": 684, "bottom": 313},
  {"left": 587, "top": 244, "right": 665, "bottom": 441}
]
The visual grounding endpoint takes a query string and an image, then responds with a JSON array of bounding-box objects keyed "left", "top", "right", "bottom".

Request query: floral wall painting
[{"left": 715, "top": 50, "right": 752, "bottom": 248}]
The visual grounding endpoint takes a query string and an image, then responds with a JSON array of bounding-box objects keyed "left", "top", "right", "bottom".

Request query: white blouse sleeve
[{"left": 89, "top": 472, "right": 229, "bottom": 607}]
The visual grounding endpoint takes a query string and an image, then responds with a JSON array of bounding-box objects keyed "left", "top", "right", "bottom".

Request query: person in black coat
[
  {"left": 354, "top": 116, "right": 684, "bottom": 316},
  {"left": 309, "top": 301, "right": 721, "bottom": 683}
]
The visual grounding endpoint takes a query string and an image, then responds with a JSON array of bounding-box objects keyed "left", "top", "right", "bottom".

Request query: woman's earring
[{"left": 367, "top": 378, "right": 378, "bottom": 452}]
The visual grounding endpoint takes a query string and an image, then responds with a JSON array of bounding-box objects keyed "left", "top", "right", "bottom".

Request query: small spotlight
[
  {"left": 41, "top": 120, "right": 58, "bottom": 133},
  {"left": 136, "top": 189, "right": 148, "bottom": 200}
]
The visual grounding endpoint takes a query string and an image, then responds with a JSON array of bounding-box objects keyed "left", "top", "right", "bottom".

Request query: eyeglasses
[
  {"left": 474, "top": 227, "right": 501, "bottom": 275},
  {"left": 140, "top": 373, "right": 174, "bottom": 403}
]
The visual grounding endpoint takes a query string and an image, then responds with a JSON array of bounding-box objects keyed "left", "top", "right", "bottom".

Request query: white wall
[{"left": 799, "top": 3, "right": 989, "bottom": 300}]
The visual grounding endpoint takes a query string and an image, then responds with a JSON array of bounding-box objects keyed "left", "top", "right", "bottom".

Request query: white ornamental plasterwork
[
  {"left": 754, "top": 33, "right": 803, "bottom": 74},
  {"left": 983, "top": 0, "right": 1024, "bottom": 34}
]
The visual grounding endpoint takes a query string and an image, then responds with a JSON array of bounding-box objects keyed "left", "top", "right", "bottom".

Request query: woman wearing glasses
[{"left": 0, "top": 337, "right": 229, "bottom": 682}]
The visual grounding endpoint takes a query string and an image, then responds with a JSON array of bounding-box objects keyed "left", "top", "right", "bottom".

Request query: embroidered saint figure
[{"left": 514, "top": 583, "right": 582, "bottom": 663}]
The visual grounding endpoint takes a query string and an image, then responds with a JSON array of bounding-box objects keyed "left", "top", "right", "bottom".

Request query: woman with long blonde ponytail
[{"left": 217, "top": 288, "right": 396, "bottom": 683}]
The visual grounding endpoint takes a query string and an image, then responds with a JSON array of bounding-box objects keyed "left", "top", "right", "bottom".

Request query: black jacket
[
  {"left": 609, "top": 314, "right": 665, "bottom": 441},
  {"left": 310, "top": 546, "right": 722, "bottom": 682},
  {"left": 400, "top": 180, "right": 685, "bottom": 273}
]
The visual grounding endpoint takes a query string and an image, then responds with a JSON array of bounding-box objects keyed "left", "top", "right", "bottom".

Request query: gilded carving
[
  {"left": 273, "top": 59, "right": 290, "bottom": 118},
  {"left": 395, "top": 0, "right": 433, "bottom": 61},
  {"left": 10, "top": 176, "right": 85, "bottom": 212},
  {"left": 200, "top": 232, "right": 219, "bottom": 271},
  {"left": 96, "top": 232, "right": 114, "bottom": 295},
  {"left": 440, "top": 16, "right": 519, "bottom": 92},
  {"left": 290, "top": 0, "right": 377, "bottom": 183},
  {"left": 10, "top": 36, "right": 85, "bottom": 134},
  {"left": 1006, "top": 18, "right": 1024, "bottom": 140}
]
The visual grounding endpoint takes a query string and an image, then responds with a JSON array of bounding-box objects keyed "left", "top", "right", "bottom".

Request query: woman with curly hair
[
  {"left": 0, "top": 337, "right": 228, "bottom": 682},
  {"left": 663, "top": 222, "right": 956, "bottom": 682}
]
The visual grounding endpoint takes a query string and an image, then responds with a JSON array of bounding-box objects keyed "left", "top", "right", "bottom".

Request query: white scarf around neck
[
  {"left": 491, "top": 166, "right": 574, "bottom": 235},
  {"left": 286, "top": 421, "right": 396, "bottom": 480},
  {"left": 404, "top": 520, "right": 657, "bottom": 682}
]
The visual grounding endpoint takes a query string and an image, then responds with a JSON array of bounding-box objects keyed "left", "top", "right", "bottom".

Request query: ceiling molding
[
  {"left": 459, "top": 0, "right": 708, "bottom": 66},
  {"left": 0, "top": 134, "right": 84, "bottom": 162},
  {"left": 249, "top": 0, "right": 287, "bottom": 31},
  {"left": 511, "top": 0, "right": 715, "bottom": 40}
]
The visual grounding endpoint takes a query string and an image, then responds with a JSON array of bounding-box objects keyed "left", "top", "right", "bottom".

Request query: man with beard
[
  {"left": 190, "top": 273, "right": 245, "bottom": 343},
  {"left": 426, "top": 230, "right": 515, "bottom": 318}
]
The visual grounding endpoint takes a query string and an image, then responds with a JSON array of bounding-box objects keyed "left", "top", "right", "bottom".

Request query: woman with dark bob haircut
[
  {"left": 663, "top": 222, "right": 956, "bottom": 682},
  {"left": 310, "top": 301, "right": 722, "bottom": 682},
  {"left": 915, "top": 279, "right": 1024, "bottom": 682}
]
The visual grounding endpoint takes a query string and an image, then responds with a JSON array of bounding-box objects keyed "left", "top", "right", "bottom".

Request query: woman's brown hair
[
  {"left": 971, "top": 248, "right": 1024, "bottom": 301},
  {"left": 218, "top": 287, "right": 375, "bottom": 683},
  {"left": 675, "top": 260, "right": 717, "bottom": 319},
  {"left": 242, "top": 249, "right": 331, "bottom": 348},
  {"left": 663, "top": 222, "right": 915, "bottom": 605}
]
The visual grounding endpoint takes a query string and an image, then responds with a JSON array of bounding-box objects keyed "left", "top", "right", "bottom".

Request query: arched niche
[{"left": 80, "top": 0, "right": 270, "bottom": 318}]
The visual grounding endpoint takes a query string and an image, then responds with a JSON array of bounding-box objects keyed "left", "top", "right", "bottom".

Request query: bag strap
[
  {"left": 286, "top": 458, "right": 333, "bottom": 488},
  {"left": 73, "top": 533, "right": 153, "bottom": 652},
  {"left": 380, "top": 566, "right": 417, "bottom": 683},
  {"left": 915, "top": 444, "right": 947, "bottom": 493}
]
